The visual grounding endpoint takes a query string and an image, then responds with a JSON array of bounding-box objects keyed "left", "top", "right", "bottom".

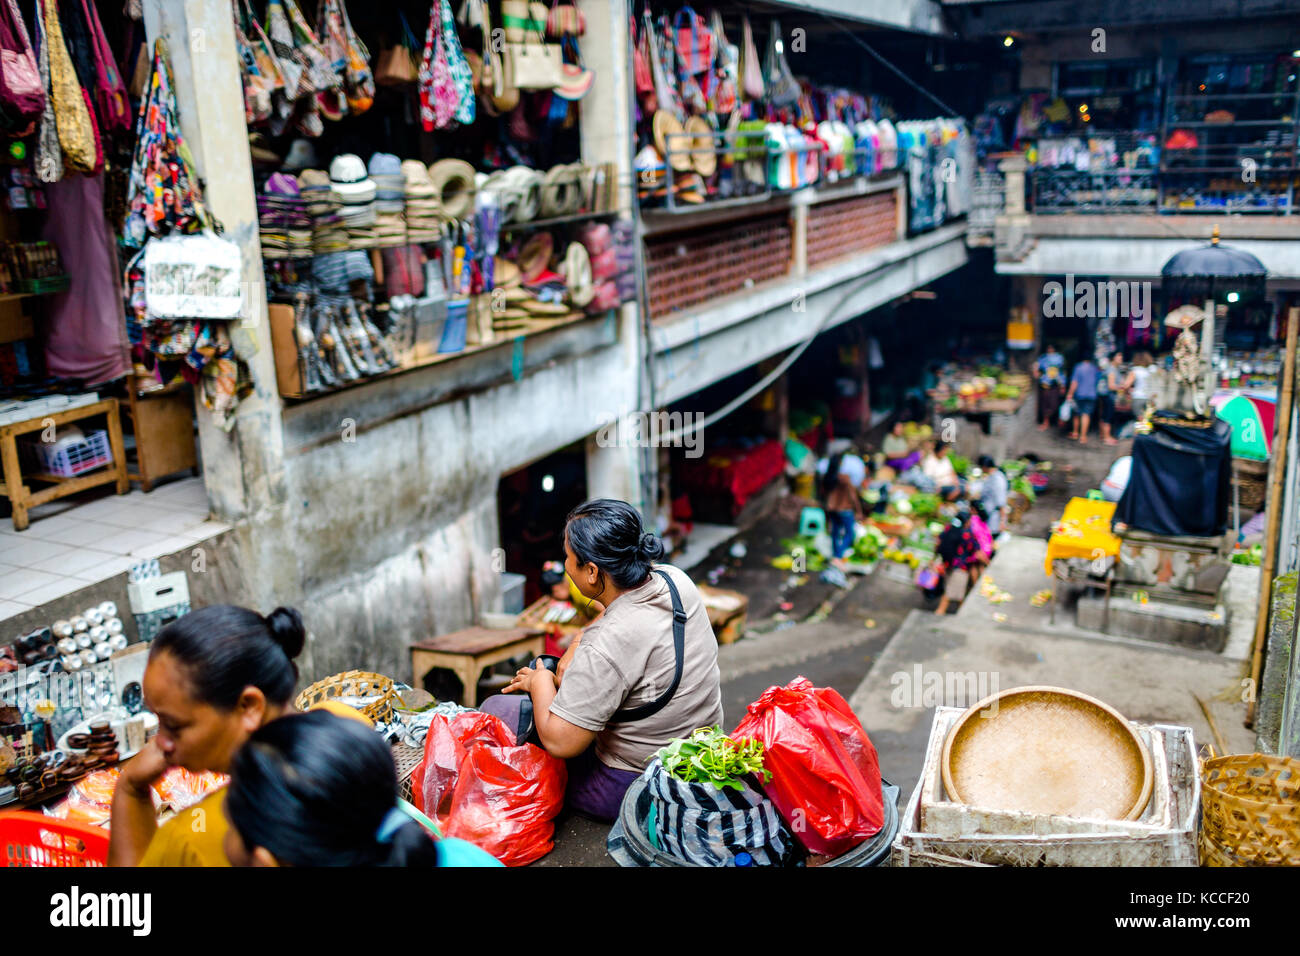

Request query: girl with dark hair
[
  {"left": 495, "top": 498, "right": 724, "bottom": 821},
  {"left": 109, "top": 605, "right": 314, "bottom": 867},
  {"left": 223, "top": 711, "right": 501, "bottom": 867}
]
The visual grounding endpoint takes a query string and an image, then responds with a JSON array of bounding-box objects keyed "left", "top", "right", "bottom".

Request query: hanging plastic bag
[
  {"left": 763, "top": 20, "right": 800, "bottom": 108},
  {"left": 412, "top": 712, "right": 566, "bottom": 867},
  {"left": 437, "top": 0, "right": 475, "bottom": 125},
  {"left": 732, "top": 676, "right": 884, "bottom": 858}
]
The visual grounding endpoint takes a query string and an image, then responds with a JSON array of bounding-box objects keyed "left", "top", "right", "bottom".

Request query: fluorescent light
[
  {"left": 542, "top": 474, "right": 555, "bottom": 492},
  {"left": 1226, "top": 292, "right": 1240, "bottom": 303},
  {"left": 1003, "top": 35, "right": 1014, "bottom": 47}
]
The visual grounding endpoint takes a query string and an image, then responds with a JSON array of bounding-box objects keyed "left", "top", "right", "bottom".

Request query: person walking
[
  {"left": 1124, "top": 352, "right": 1155, "bottom": 418},
  {"left": 1034, "top": 343, "right": 1066, "bottom": 431},
  {"left": 1104, "top": 350, "right": 1127, "bottom": 444},
  {"left": 1066, "top": 353, "right": 1100, "bottom": 444}
]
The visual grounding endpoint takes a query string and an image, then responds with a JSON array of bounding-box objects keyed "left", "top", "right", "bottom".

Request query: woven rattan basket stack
[
  {"left": 295, "top": 670, "right": 398, "bottom": 725},
  {"left": 1200, "top": 753, "right": 1300, "bottom": 866}
]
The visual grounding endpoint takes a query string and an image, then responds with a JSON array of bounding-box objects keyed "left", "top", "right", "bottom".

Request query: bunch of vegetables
[
  {"left": 851, "top": 525, "right": 887, "bottom": 562},
  {"left": 1010, "top": 475, "right": 1037, "bottom": 503},
  {"left": 993, "top": 383, "right": 1021, "bottom": 400},
  {"left": 950, "top": 454, "right": 971, "bottom": 477},
  {"left": 657, "top": 726, "right": 771, "bottom": 791},
  {"left": 908, "top": 492, "right": 941, "bottom": 518},
  {"left": 1231, "top": 545, "right": 1263, "bottom": 567},
  {"left": 773, "top": 535, "right": 827, "bottom": 571}
]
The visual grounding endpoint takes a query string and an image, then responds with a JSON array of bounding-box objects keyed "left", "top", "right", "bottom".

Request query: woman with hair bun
[
  {"left": 224, "top": 711, "right": 501, "bottom": 867},
  {"left": 109, "top": 605, "right": 314, "bottom": 867},
  {"left": 497, "top": 498, "right": 724, "bottom": 821}
]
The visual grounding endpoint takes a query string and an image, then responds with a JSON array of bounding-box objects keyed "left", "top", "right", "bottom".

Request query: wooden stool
[
  {"left": 0, "top": 398, "right": 129, "bottom": 531},
  {"left": 410, "top": 626, "right": 545, "bottom": 706}
]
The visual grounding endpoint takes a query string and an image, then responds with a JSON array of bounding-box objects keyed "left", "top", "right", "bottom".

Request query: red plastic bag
[
  {"left": 732, "top": 676, "right": 884, "bottom": 857},
  {"left": 411, "top": 712, "right": 567, "bottom": 866}
]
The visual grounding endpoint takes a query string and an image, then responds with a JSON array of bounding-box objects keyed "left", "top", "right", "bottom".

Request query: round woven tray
[
  {"left": 1200, "top": 753, "right": 1300, "bottom": 866},
  {"left": 942, "top": 686, "right": 1153, "bottom": 821},
  {"left": 295, "top": 670, "right": 398, "bottom": 724}
]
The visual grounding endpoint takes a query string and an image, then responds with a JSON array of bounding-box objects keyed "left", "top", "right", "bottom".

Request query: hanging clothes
[{"left": 41, "top": 171, "right": 131, "bottom": 385}]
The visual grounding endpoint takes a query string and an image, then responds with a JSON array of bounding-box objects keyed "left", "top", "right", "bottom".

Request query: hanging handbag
[
  {"left": 376, "top": 10, "right": 418, "bottom": 86},
  {"left": 764, "top": 19, "right": 800, "bottom": 108},
  {"left": 501, "top": 0, "right": 546, "bottom": 43},
  {"left": 41, "top": 0, "right": 98, "bottom": 173},
  {"left": 31, "top": 0, "right": 60, "bottom": 182},
  {"left": 545, "top": 0, "right": 584, "bottom": 39},
  {"left": 419, "top": 1, "right": 458, "bottom": 129},
  {"left": 0, "top": 0, "right": 44, "bottom": 137},
  {"left": 632, "top": 13, "right": 653, "bottom": 95},
  {"left": 233, "top": 7, "right": 273, "bottom": 125},
  {"left": 438, "top": 0, "right": 475, "bottom": 125},
  {"left": 77, "top": 0, "right": 129, "bottom": 133},
  {"left": 673, "top": 5, "right": 712, "bottom": 76},
  {"left": 503, "top": 19, "right": 562, "bottom": 90},
  {"left": 646, "top": 11, "right": 680, "bottom": 119},
  {"left": 338, "top": 0, "right": 375, "bottom": 114},
  {"left": 739, "top": 15, "right": 763, "bottom": 101},
  {"left": 285, "top": 0, "right": 340, "bottom": 94},
  {"left": 708, "top": 10, "right": 737, "bottom": 115}
]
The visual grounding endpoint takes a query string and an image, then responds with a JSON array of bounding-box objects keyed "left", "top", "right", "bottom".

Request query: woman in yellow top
[{"left": 108, "top": 604, "right": 310, "bottom": 867}]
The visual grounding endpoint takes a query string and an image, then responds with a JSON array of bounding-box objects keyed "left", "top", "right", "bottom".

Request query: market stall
[
  {"left": 241, "top": 0, "right": 637, "bottom": 401},
  {"left": 927, "top": 363, "right": 1035, "bottom": 462}
]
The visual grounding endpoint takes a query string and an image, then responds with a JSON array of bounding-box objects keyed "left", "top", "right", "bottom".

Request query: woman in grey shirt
[{"left": 502, "top": 499, "right": 724, "bottom": 821}]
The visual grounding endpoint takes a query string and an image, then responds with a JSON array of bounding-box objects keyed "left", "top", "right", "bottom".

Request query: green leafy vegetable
[
  {"left": 950, "top": 454, "right": 970, "bottom": 477},
  {"left": 908, "top": 492, "right": 941, "bottom": 518},
  {"left": 1010, "top": 475, "right": 1037, "bottom": 503},
  {"left": 657, "top": 727, "right": 771, "bottom": 791}
]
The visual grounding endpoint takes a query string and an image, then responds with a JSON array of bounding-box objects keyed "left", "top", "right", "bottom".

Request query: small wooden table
[
  {"left": 410, "top": 626, "right": 545, "bottom": 706},
  {"left": 0, "top": 398, "right": 129, "bottom": 531}
]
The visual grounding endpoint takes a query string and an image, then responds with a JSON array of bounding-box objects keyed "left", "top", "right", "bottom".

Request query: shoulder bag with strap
[{"left": 611, "top": 568, "right": 687, "bottom": 723}]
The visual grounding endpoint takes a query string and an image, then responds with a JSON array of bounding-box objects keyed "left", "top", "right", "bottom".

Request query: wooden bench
[
  {"left": 410, "top": 626, "right": 545, "bottom": 706},
  {"left": 0, "top": 398, "right": 128, "bottom": 531}
]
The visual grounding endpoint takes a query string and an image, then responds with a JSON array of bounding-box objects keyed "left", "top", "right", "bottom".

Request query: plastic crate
[
  {"left": 27, "top": 429, "right": 113, "bottom": 477},
  {"left": 0, "top": 811, "right": 109, "bottom": 867}
]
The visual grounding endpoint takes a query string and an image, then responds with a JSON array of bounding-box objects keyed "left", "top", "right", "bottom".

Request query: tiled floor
[{"left": 0, "top": 477, "right": 228, "bottom": 621}]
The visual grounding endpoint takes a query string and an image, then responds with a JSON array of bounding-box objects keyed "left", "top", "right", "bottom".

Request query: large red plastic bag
[
  {"left": 732, "top": 676, "right": 884, "bottom": 857},
  {"left": 411, "top": 712, "right": 567, "bottom": 866}
]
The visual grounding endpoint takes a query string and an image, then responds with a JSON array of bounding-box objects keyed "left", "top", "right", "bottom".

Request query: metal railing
[{"left": 1031, "top": 167, "right": 1159, "bottom": 213}]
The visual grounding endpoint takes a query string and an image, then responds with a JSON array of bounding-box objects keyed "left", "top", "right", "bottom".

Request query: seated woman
[
  {"left": 109, "top": 605, "right": 308, "bottom": 866},
  {"left": 922, "top": 441, "right": 963, "bottom": 501},
  {"left": 538, "top": 560, "right": 604, "bottom": 658},
  {"left": 881, "top": 421, "right": 921, "bottom": 472},
  {"left": 488, "top": 498, "right": 724, "bottom": 823},
  {"left": 224, "top": 710, "right": 501, "bottom": 867}
]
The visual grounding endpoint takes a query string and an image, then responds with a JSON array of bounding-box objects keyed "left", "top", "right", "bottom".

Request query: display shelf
[{"left": 499, "top": 210, "right": 618, "bottom": 235}]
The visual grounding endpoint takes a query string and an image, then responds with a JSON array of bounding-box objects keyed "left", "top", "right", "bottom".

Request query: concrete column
[
  {"left": 579, "top": 0, "right": 645, "bottom": 515},
  {"left": 792, "top": 204, "right": 808, "bottom": 276},
  {"left": 999, "top": 155, "right": 1029, "bottom": 216},
  {"left": 143, "top": 0, "right": 286, "bottom": 529}
]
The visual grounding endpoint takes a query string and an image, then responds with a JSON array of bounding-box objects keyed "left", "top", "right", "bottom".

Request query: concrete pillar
[
  {"left": 143, "top": 1, "right": 286, "bottom": 529},
  {"left": 792, "top": 204, "right": 808, "bottom": 275},
  {"left": 579, "top": 0, "right": 645, "bottom": 515},
  {"left": 999, "top": 154, "right": 1029, "bottom": 217}
]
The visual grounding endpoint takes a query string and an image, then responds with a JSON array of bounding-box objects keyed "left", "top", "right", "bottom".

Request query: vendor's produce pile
[
  {"left": 46, "top": 766, "right": 228, "bottom": 828},
  {"left": 932, "top": 365, "right": 1029, "bottom": 411}
]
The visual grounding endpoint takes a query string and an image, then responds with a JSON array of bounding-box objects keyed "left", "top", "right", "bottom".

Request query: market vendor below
[{"left": 497, "top": 498, "right": 724, "bottom": 822}]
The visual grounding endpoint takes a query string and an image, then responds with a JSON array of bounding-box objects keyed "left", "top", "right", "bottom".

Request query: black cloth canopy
[{"left": 1114, "top": 414, "right": 1231, "bottom": 538}]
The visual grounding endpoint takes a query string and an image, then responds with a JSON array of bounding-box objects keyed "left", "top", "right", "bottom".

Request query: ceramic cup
[
  {"left": 62, "top": 655, "right": 83, "bottom": 672},
  {"left": 71, "top": 616, "right": 88, "bottom": 633},
  {"left": 84, "top": 608, "right": 105, "bottom": 627},
  {"left": 106, "top": 618, "right": 124, "bottom": 636},
  {"left": 109, "top": 633, "right": 128, "bottom": 651},
  {"left": 52, "top": 620, "right": 73, "bottom": 639},
  {"left": 75, "top": 632, "right": 92, "bottom": 649},
  {"left": 88, "top": 626, "right": 107, "bottom": 644},
  {"left": 94, "top": 643, "right": 114, "bottom": 661},
  {"left": 80, "top": 649, "right": 99, "bottom": 667},
  {"left": 57, "top": 637, "right": 78, "bottom": 655},
  {"left": 98, "top": 601, "right": 118, "bottom": 619}
]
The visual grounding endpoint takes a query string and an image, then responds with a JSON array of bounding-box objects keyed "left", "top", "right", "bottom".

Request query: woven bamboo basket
[
  {"left": 1200, "top": 753, "right": 1300, "bottom": 866},
  {"left": 295, "top": 670, "right": 398, "bottom": 724}
]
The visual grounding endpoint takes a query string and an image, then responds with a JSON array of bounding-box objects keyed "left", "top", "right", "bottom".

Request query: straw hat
[
  {"left": 521, "top": 298, "right": 570, "bottom": 316},
  {"left": 494, "top": 258, "right": 522, "bottom": 288},
  {"left": 518, "top": 232, "right": 555, "bottom": 282},
  {"left": 653, "top": 111, "right": 691, "bottom": 172},
  {"left": 684, "top": 115, "right": 716, "bottom": 177},
  {"left": 427, "top": 159, "right": 476, "bottom": 220},
  {"left": 562, "top": 241, "right": 594, "bottom": 307}
]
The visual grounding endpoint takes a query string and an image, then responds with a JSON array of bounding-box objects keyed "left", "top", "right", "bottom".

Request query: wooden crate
[
  {"left": 697, "top": 584, "right": 748, "bottom": 644},
  {"left": 891, "top": 707, "right": 1199, "bottom": 867}
]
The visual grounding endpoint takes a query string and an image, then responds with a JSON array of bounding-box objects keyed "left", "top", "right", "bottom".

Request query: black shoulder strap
[{"left": 610, "top": 568, "right": 686, "bottom": 724}]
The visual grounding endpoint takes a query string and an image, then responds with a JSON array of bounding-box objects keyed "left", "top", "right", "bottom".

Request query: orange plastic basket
[{"left": 0, "top": 811, "right": 110, "bottom": 867}]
